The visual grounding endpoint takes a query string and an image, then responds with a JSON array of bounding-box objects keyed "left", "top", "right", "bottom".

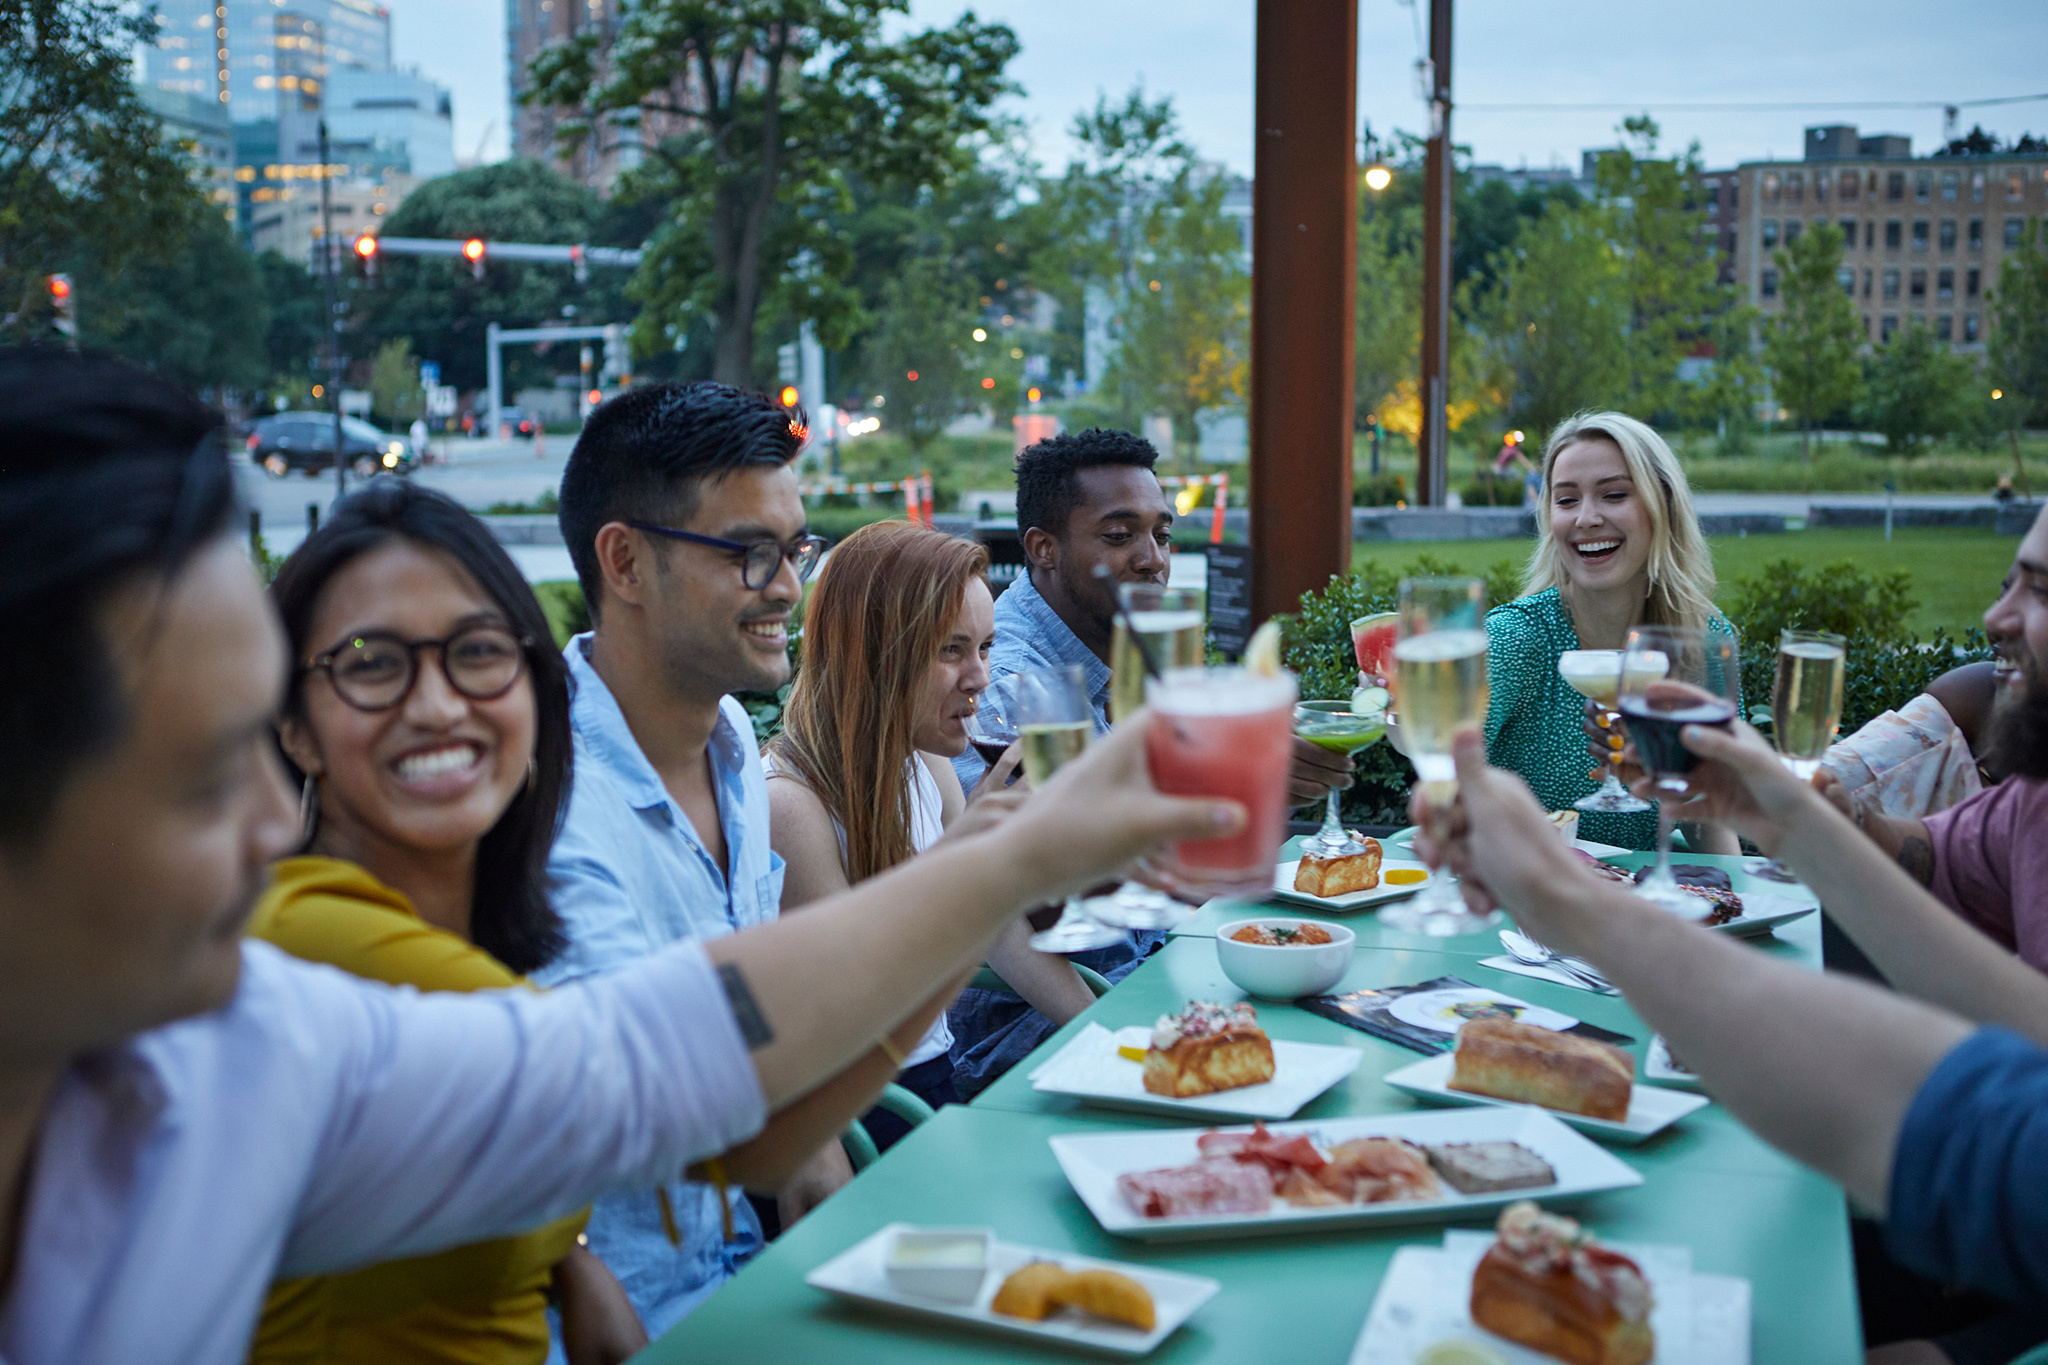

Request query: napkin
[{"left": 1480, "top": 955, "right": 1616, "bottom": 994}]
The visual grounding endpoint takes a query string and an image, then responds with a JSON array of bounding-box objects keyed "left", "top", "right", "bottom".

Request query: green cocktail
[{"left": 1293, "top": 696, "right": 1387, "bottom": 858}]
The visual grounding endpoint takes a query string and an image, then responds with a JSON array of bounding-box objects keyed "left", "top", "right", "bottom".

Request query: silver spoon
[{"left": 1499, "top": 929, "right": 1617, "bottom": 995}]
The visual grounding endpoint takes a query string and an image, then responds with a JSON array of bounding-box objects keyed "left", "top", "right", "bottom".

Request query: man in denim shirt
[
  {"left": 537, "top": 383, "right": 847, "bottom": 1335},
  {"left": 949, "top": 429, "right": 1352, "bottom": 1097}
]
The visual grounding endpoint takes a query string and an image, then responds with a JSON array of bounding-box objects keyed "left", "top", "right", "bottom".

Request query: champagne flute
[
  {"left": 1109, "top": 583, "right": 1205, "bottom": 724},
  {"left": 1617, "top": 625, "right": 1740, "bottom": 914},
  {"left": 1381, "top": 576, "right": 1498, "bottom": 937},
  {"left": 1293, "top": 699, "right": 1388, "bottom": 857},
  {"left": 1751, "top": 629, "right": 1846, "bottom": 882},
  {"left": 1557, "top": 650, "right": 1655, "bottom": 814},
  {"left": 1013, "top": 665, "right": 1127, "bottom": 954}
]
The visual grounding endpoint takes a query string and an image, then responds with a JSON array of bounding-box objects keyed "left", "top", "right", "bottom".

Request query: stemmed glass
[
  {"left": 1011, "top": 665, "right": 1127, "bottom": 954},
  {"left": 1751, "top": 629, "right": 1847, "bottom": 882},
  {"left": 1557, "top": 650, "right": 1655, "bottom": 814},
  {"left": 962, "top": 674, "right": 1021, "bottom": 774},
  {"left": 1293, "top": 699, "right": 1388, "bottom": 857},
  {"left": 1380, "top": 576, "right": 1500, "bottom": 937},
  {"left": 1617, "top": 625, "right": 1741, "bottom": 913}
]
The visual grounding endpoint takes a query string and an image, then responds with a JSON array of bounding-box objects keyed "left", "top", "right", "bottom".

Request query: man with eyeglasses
[{"left": 542, "top": 382, "right": 836, "bottom": 1333}]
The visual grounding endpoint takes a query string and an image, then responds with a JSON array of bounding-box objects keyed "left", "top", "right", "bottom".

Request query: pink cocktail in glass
[{"left": 1144, "top": 666, "right": 1298, "bottom": 897}]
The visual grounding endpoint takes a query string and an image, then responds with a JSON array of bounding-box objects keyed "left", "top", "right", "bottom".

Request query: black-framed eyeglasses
[
  {"left": 305, "top": 624, "right": 534, "bottom": 712},
  {"left": 627, "top": 521, "right": 828, "bottom": 590}
]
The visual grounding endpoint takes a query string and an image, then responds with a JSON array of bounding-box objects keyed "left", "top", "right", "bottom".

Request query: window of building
[
  {"left": 1706, "top": 181, "right": 1720, "bottom": 206},
  {"left": 1887, "top": 172, "right": 1906, "bottom": 201},
  {"left": 1912, "top": 220, "right": 1929, "bottom": 251},
  {"left": 1916, "top": 175, "right": 1931, "bottom": 203},
  {"left": 1942, "top": 172, "right": 1959, "bottom": 202},
  {"left": 1728, "top": 231, "right": 1737, "bottom": 258},
  {"left": 1787, "top": 171, "right": 1804, "bottom": 203},
  {"left": 1785, "top": 219, "right": 1803, "bottom": 246},
  {"left": 1964, "top": 313, "right": 1978, "bottom": 343},
  {"left": 1840, "top": 217, "right": 1858, "bottom": 244},
  {"left": 1886, "top": 220, "right": 1903, "bottom": 249},
  {"left": 1862, "top": 315, "right": 1872, "bottom": 339},
  {"left": 1882, "top": 314, "right": 1899, "bottom": 340},
  {"left": 1970, "top": 218, "right": 1984, "bottom": 250},
  {"left": 1966, "top": 267, "right": 1980, "bottom": 297},
  {"left": 1866, "top": 220, "right": 1876, "bottom": 249},
  {"left": 2010, "top": 169, "right": 2026, "bottom": 202},
  {"left": 1937, "top": 268, "right": 1954, "bottom": 300},
  {"left": 1842, "top": 174, "right": 1860, "bottom": 202},
  {"left": 2009, "top": 217, "right": 2026, "bottom": 248},
  {"left": 1762, "top": 219, "right": 1779, "bottom": 249},
  {"left": 1972, "top": 170, "right": 1986, "bottom": 203},
  {"left": 1760, "top": 268, "right": 1779, "bottom": 299},
  {"left": 1763, "top": 171, "right": 1781, "bottom": 203},
  {"left": 1863, "top": 268, "right": 1874, "bottom": 297},
  {"left": 1910, "top": 268, "right": 1927, "bottom": 299},
  {"left": 1940, "top": 219, "right": 1956, "bottom": 251},
  {"left": 1815, "top": 172, "right": 1830, "bottom": 202},
  {"left": 1838, "top": 266, "right": 1855, "bottom": 295},
  {"left": 1883, "top": 267, "right": 1900, "bottom": 299},
  {"left": 1937, "top": 315, "right": 1953, "bottom": 341},
  {"left": 1728, "top": 183, "right": 1738, "bottom": 210}
]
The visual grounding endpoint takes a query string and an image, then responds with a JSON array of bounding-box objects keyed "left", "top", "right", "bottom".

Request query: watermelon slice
[{"left": 1350, "top": 611, "right": 1397, "bottom": 680}]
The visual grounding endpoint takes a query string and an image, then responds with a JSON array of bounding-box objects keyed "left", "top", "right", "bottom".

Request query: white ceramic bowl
[
  {"left": 1213, "top": 918, "right": 1357, "bottom": 999},
  {"left": 883, "top": 1226, "right": 991, "bottom": 1303}
]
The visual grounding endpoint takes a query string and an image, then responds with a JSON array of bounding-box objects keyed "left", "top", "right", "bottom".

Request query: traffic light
[
  {"left": 778, "top": 385, "right": 799, "bottom": 408},
  {"left": 462, "top": 237, "right": 486, "bottom": 280},
  {"left": 353, "top": 234, "right": 378, "bottom": 278},
  {"left": 46, "top": 274, "right": 75, "bottom": 338}
]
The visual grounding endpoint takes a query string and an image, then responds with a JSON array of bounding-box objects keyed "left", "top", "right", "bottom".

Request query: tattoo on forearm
[
  {"left": 1898, "top": 836, "right": 1936, "bottom": 887},
  {"left": 716, "top": 962, "right": 774, "bottom": 1049}
]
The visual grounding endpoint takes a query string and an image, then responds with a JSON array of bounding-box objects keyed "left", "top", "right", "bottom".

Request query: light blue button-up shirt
[
  {"left": 0, "top": 939, "right": 762, "bottom": 1365},
  {"left": 537, "top": 634, "right": 784, "bottom": 1336}
]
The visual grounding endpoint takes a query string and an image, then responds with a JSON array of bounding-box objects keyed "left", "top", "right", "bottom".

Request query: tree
[
  {"left": 526, "top": 0, "right": 1018, "bottom": 387},
  {"left": 351, "top": 161, "right": 630, "bottom": 393},
  {"left": 0, "top": 0, "right": 205, "bottom": 339},
  {"left": 1676, "top": 305, "right": 1767, "bottom": 455},
  {"left": 257, "top": 251, "right": 327, "bottom": 386},
  {"left": 1987, "top": 225, "right": 2048, "bottom": 494},
  {"left": 1098, "top": 167, "right": 1248, "bottom": 462},
  {"left": 1761, "top": 222, "right": 1863, "bottom": 462},
  {"left": 368, "top": 339, "right": 425, "bottom": 426},
  {"left": 1857, "top": 320, "right": 1974, "bottom": 454},
  {"left": 863, "top": 255, "right": 984, "bottom": 452},
  {"left": 1355, "top": 209, "right": 1422, "bottom": 431},
  {"left": 1476, "top": 200, "right": 1630, "bottom": 439}
]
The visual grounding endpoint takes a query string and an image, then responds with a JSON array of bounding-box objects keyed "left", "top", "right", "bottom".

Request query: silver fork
[{"left": 1499, "top": 929, "right": 1618, "bottom": 995}]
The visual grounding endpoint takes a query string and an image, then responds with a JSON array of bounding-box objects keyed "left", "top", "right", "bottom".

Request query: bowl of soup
[{"left": 1213, "top": 918, "right": 1355, "bottom": 999}]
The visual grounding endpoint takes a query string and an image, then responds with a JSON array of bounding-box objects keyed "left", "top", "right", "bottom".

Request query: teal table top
[{"left": 640, "top": 860, "right": 1858, "bottom": 1362}]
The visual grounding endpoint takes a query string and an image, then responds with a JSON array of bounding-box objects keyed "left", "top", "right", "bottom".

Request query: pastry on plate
[
  {"left": 1293, "top": 839, "right": 1382, "bottom": 896},
  {"left": 1142, "top": 1001, "right": 1276, "bottom": 1097},
  {"left": 1469, "top": 1202, "right": 1653, "bottom": 1365},
  {"left": 1048, "top": 1268, "right": 1156, "bottom": 1331},
  {"left": 1447, "top": 1016, "right": 1633, "bottom": 1121},
  {"left": 990, "top": 1262, "right": 1068, "bottom": 1321}
]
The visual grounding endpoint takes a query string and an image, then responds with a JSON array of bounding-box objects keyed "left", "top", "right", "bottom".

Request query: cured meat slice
[
  {"left": 1196, "top": 1122, "right": 1328, "bottom": 1177},
  {"left": 1116, "top": 1158, "right": 1275, "bottom": 1218},
  {"left": 1317, "top": 1137, "right": 1441, "bottom": 1203}
]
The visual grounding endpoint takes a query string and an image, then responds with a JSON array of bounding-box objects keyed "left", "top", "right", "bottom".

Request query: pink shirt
[{"left": 1926, "top": 776, "right": 2048, "bottom": 969}]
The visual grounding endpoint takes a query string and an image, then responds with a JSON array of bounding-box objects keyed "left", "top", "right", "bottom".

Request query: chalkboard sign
[{"left": 1205, "top": 544, "right": 1252, "bottom": 658}]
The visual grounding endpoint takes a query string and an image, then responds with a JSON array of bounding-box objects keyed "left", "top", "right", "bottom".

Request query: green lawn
[{"left": 1350, "top": 526, "right": 2020, "bottom": 638}]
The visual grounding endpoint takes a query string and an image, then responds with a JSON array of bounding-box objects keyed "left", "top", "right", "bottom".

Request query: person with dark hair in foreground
[
  {"left": 247, "top": 479, "right": 643, "bottom": 1364},
  {"left": 0, "top": 350, "right": 1242, "bottom": 1363},
  {"left": 943, "top": 427, "right": 1353, "bottom": 1099},
  {"left": 1409, "top": 517, "right": 2048, "bottom": 1361}
]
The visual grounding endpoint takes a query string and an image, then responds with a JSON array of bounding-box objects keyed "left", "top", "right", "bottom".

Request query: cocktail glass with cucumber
[{"left": 1293, "top": 691, "right": 1388, "bottom": 857}]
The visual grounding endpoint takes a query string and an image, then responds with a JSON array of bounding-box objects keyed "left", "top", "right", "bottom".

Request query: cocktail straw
[{"left": 1094, "top": 564, "right": 1166, "bottom": 681}]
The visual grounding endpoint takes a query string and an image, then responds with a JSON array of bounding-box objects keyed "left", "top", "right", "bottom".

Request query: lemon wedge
[
  {"left": 1414, "top": 1340, "right": 1506, "bottom": 1365},
  {"left": 1243, "top": 620, "right": 1284, "bottom": 676},
  {"left": 1115, "top": 1044, "right": 1147, "bottom": 1063},
  {"left": 1385, "top": 868, "right": 1428, "bottom": 885}
]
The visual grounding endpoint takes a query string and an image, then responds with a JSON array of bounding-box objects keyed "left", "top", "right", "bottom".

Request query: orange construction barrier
[{"left": 1210, "top": 473, "right": 1229, "bottom": 544}]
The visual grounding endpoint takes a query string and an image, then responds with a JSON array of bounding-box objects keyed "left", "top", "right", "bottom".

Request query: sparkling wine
[
  {"left": 1773, "top": 639, "right": 1846, "bottom": 772},
  {"left": 1392, "top": 628, "right": 1489, "bottom": 764},
  {"left": 1617, "top": 695, "right": 1736, "bottom": 777},
  {"left": 1018, "top": 720, "right": 1090, "bottom": 785},
  {"left": 1110, "top": 609, "right": 1206, "bottom": 722}
]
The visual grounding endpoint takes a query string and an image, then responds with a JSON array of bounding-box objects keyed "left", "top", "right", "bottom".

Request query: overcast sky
[{"left": 402, "top": 0, "right": 2047, "bottom": 175}]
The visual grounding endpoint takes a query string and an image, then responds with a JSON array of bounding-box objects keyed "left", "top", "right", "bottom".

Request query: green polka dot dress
[{"left": 1483, "top": 588, "right": 1741, "bottom": 850}]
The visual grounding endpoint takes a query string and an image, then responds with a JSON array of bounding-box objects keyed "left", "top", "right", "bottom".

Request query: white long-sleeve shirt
[{"left": 0, "top": 938, "right": 764, "bottom": 1365}]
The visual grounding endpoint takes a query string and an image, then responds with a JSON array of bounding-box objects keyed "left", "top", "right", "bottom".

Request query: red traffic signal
[
  {"left": 353, "top": 234, "right": 378, "bottom": 278},
  {"left": 778, "top": 385, "right": 800, "bottom": 408},
  {"left": 462, "top": 238, "right": 486, "bottom": 279},
  {"left": 45, "top": 274, "right": 75, "bottom": 338}
]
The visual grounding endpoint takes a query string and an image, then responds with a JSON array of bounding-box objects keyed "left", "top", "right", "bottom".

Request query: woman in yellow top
[{"left": 246, "top": 479, "right": 644, "bottom": 1365}]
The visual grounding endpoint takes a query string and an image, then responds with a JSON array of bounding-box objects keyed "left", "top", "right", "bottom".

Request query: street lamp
[{"left": 1364, "top": 164, "right": 1392, "bottom": 192}]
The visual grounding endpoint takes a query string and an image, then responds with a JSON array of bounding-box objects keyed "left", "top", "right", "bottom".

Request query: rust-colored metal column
[
  {"left": 1417, "top": 0, "right": 1453, "bottom": 506},
  {"left": 1248, "top": 0, "right": 1358, "bottom": 625}
]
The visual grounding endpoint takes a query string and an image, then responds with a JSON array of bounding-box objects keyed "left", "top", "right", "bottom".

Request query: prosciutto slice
[{"left": 1116, "top": 1158, "right": 1274, "bottom": 1218}]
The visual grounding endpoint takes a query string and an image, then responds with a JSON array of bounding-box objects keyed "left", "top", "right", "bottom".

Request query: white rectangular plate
[
  {"left": 1270, "top": 857, "right": 1434, "bottom": 910},
  {"left": 1030, "top": 1023, "right": 1364, "bottom": 1121},
  {"left": 1646, "top": 1034, "right": 1703, "bottom": 1091},
  {"left": 805, "top": 1223, "right": 1220, "bottom": 1357},
  {"left": 1382, "top": 1053, "right": 1710, "bottom": 1144},
  {"left": 1388, "top": 830, "right": 1632, "bottom": 861},
  {"left": 1709, "top": 890, "right": 1816, "bottom": 939},
  {"left": 1050, "top": 1107, "right": 1642, "bottom": 1243},
  {"left": 1349, "top": 1236, "right": 1751, "bottom": 1365}
]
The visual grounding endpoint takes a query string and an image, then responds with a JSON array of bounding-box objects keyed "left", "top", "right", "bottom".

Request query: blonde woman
[{"left": 1483, "top": 410, "right": 1740, "bottom": 850}]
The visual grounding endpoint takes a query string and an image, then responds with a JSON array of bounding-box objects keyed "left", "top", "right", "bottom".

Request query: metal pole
[
  {"left": 1248, "top": 0, "right": 1359, "bottom": 625},
  {"left": 1417, "top": 0, "right": 1453, "bottom": 507},
  {"left": 486, "top": 322, "right": 504, "bottom": 439},
  {"left": 319, "top": 120, "right": 346, "bottom": 504}
]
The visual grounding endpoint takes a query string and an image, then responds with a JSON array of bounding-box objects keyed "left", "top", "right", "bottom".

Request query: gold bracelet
[{"left": 877, "top": 1035, "right": 907, "bottom": 1069}]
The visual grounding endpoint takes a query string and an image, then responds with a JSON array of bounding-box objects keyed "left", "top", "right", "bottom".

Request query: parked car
[
  {"left": 468, "top": 406, "right": 541, "bottom": 438},
  {"left": 247, "top": 412, "right": 420, "bottom": 478}
]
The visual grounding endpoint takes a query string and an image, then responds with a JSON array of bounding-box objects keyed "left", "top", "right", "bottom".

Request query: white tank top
[{"left": 765, "top": 752, "right": 953, "bottom": 1067}]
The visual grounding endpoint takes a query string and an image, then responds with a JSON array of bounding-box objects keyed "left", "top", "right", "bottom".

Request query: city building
[
  {"left": 507, "top": 0, "right": 637, "bottom": 189},
  {"left": 247, "top": 172, "right": 421, "bottom": 266},
  {"left": 324, "top": 69, "right": 455, "bottom": 179},
  {"left": 1728, "top": 125, "right": 2048, "bottom": 351},
  {"left": 136, "top": 84, "right": 238, "bottom": 211}
]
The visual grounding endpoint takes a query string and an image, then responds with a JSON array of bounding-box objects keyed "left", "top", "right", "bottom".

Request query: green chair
[
  {"left": 968, "top": 962, "right": 1114, "bottom": 998},
  {"left": 840, "top": 1082, "right": 937, "bottom": 1172}
]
